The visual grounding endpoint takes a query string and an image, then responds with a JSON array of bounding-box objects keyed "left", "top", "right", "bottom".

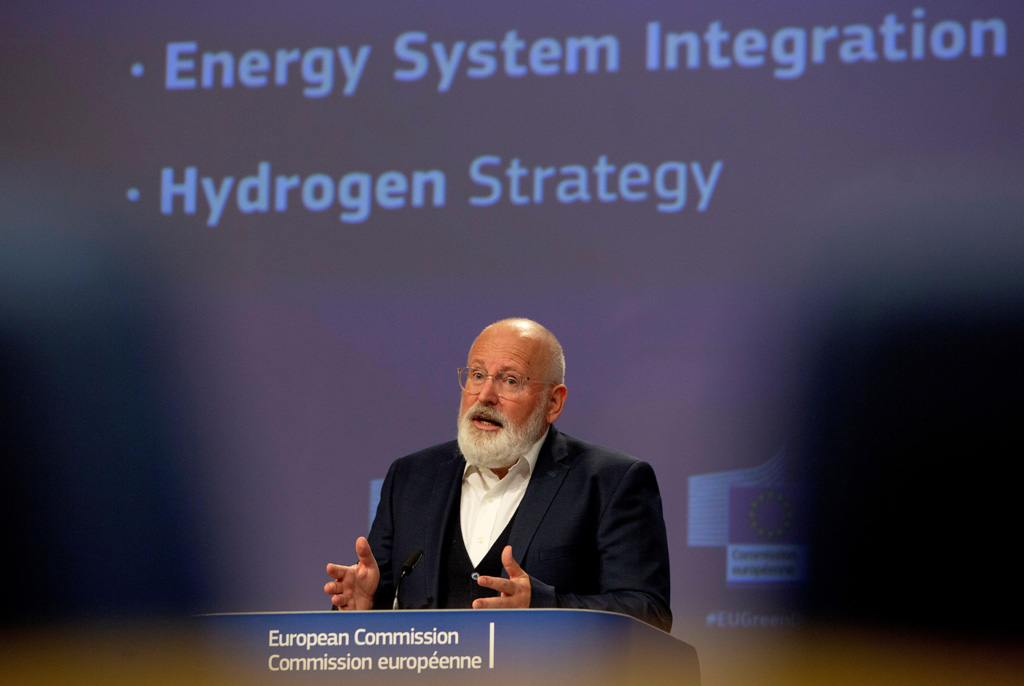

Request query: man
[{"left": 324, "top": 318, "right": 672, "bottom": 631}]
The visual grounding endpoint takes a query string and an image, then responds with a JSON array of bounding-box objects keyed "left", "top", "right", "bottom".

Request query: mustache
[{"left": 463, "top": 403, "right": 506, "bottom": 426}]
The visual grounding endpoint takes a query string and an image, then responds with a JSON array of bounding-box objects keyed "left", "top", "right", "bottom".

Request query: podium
[{"left": 200, "top": 609, "right": 700, "bottom": 685}]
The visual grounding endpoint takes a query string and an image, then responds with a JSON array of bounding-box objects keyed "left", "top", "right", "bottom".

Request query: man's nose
[{"left": 476, "top": 377, "right": 500, "bottom": 403}]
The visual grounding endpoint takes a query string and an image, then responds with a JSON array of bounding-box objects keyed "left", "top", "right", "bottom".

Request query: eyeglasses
[{"left": 457, "top": 367, "right": 556, "bottom": 400}]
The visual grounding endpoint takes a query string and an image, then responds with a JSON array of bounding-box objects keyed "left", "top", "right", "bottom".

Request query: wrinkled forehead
[{"left": 467, "top": 326, "right": 548, "bottom": 376}]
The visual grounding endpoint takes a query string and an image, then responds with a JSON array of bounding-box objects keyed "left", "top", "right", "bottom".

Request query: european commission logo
[{"left": 688, "top": 451, "right": 807, "bottom": 584}]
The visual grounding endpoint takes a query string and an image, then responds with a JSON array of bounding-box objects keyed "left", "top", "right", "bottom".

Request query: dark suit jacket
[{"left": 367, "top": 426, "right": 672, "bottom": 631}]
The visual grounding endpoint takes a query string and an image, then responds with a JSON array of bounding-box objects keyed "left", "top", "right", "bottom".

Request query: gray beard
[{"left": 457, "top": 401, "right": 547, "bottom": 470}]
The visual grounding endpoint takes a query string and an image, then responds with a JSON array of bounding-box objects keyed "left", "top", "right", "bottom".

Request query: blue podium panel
[{"left": 200, "top": 609, "right": 699, "bottom": 685}]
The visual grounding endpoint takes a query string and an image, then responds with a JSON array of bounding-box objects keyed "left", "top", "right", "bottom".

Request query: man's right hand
[{"left": 325, "top": 536, "right": 379, "bottom": 610}]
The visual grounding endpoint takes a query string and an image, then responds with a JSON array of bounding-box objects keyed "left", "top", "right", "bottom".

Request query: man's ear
[{"left": 545, "top": 385, "right": 567, "bottom": 424}]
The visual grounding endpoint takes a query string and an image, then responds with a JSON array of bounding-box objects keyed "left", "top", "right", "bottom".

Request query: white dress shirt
[{"left": 460, "top": 428, "right": 549, "bottom": 567}]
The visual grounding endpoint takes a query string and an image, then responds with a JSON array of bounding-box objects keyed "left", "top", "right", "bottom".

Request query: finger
[
  {"left": 325, "top": 580, "right": 348, "bottom": 595},
  {"left": 476, "top": 575, "right": 517, "bottom": 596},
  {"left": 501, "top": 546, "right": 526, "bottom": 579},
  {"left": 355, "top": 537, "right": 378, "bottom": 568},
  {"left": 472, "top": 595, "right": 518, "bottom": 609},
  {"left": 326, "top": 563, "right": 349, "bottom": 579}
]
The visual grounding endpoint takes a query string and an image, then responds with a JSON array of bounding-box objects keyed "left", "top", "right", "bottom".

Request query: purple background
[{"left": 2, "top": 0, "right": 1022, "bottom": 647}]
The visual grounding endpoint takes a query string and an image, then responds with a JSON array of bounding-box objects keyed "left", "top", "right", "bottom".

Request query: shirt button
[
  {"left": 487, "top": 497, "right": 494, "bottom": 503},
  {"left": 471, "top": 572, "right": 480, "bottom": 580}
]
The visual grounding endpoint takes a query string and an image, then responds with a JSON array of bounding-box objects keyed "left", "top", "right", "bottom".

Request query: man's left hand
[{"left": 472, "top": 546, "right": 531, "bottom": 609}]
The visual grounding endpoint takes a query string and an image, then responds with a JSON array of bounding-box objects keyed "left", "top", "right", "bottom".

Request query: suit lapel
[
  {"left": 422, "top": 447, "right": 465, "bottom": 606},
  {"left": 507, "top": 427, "right": 569, "bottom": 572}
]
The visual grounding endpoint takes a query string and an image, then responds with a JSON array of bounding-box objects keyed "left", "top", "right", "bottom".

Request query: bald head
[{"left": 476, "top": 318, "right": 565, "bottom": 385}]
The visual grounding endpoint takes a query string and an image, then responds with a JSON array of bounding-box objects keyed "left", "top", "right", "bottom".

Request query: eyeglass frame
[{"left": 457, "top": 367, "right": 559, "bottom": 400}]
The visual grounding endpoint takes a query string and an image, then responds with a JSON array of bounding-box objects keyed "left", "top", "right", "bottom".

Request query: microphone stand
[{"left": 393, "top": 549, "right": 424, "bottom": 610}]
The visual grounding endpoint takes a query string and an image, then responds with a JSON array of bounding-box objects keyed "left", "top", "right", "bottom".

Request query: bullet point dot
[
  {"left": 131, "top": 62, "right": 144, "bottom": 77},
  {"left": 126, "top": 188, "right": 140, "bottom": 201}
]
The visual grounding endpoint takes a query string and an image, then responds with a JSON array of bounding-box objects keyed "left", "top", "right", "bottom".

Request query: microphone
[{"left": 393, "top": 549, "right": 424, "bottom": 610}]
